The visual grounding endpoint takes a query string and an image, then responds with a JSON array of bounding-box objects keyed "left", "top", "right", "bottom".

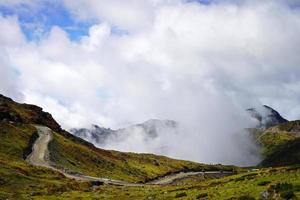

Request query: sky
[{"left": 1, "top": 0, "right": 300, "bottom": 165}]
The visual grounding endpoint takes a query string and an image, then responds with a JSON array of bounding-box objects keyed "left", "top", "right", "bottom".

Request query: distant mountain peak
[
  {"left": 70, "top": 119, "right": 178, "bottom": 145},
  {"left": 247, "top": 105, "right": 288, "bottom": 129}
]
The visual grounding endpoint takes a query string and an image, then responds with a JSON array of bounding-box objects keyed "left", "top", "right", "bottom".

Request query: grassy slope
[
  {"left": 0, "top": 121, "right": 232, "bottom": 199},
  {"left": 259, "top": 131, "right": 297, "bottom": 156},
  {"left": 0, "top": 94, "right": 61, "bottom": 132},
  {"left": 0, "top": 121, "right": 201, "bottom": 199},
  {"left": 31, "top": 166, "right": 300, "bottom": 199},
  {"left": 49, "top": 131, "right": 232, "bottom": 182},
  {"left": 249, "top": 121, "right": 300, "bottom": 166},
  {"left": 0, "top": 94, "right": 234, "bottom": 183},
  {"left": 258, "top": 121, "right": 300, "bottom": 155},
  {"left": 1, "top": 95, "right": 300, "bottom": 199},
  {"left": 0, "top": 122, "right": 93, "bottom": 200},
  {"left": 2, "top": 122, "right": 298, "bottom": 200},
  {"left": 261, "top": 138, "right": 300, "bottom": 167}
]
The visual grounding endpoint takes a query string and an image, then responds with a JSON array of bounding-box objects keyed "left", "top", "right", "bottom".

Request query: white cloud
[
  {"left": 0, "top": 15, "right": 25, "bottom": 100},
  {"left": 0, "top": 0, "right": 34, "bottom": 6},
  {"left": 63, "top": 0, "right": 182, "bottom": 31},
  {"left": 1, "top": 0, "right": 300, "bottom": 165}
]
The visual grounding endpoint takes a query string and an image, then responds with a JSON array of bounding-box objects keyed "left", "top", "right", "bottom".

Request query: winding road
[{"left": 26, "top": 125, "right": 232, "bottom": 186}]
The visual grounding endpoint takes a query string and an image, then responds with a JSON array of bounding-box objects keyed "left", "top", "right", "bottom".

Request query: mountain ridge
[
  {"left": 1, "top": 93, "right": 300, "bottom": 199},
  {"left": 70, "top": 119, "right": 178, "bottom": 146},
  {"left": 0, "top": 93, "right": 231, "bottom": 183},
  {"left": 247, "top": 105, "right": 288, "bottom": 129}
]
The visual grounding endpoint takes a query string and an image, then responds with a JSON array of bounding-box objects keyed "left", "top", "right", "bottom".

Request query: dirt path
[
  {"left": 147, "top": 172, "right": 203, "bottom": 185},
  {"left": 148, "top": 171, "right": 233, "bottom": 185},
  {"left": 26, "top": 126, "right": 52, "bottom": 167},
  {"left": 26, "top": 125, "right": 232, "bottom": 186}
]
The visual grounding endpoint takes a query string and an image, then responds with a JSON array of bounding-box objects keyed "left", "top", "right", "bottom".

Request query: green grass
[
  {"left": 0, "top": 94, "right": 234, "bottom": 183},
  {"left": 27, "top": 166, "right": 300, "bottom": 199},
  {"left": 259, "top": 131, "right": 296, "bottom": 156},
  {"left": 277, "top": 120, "right": 300, "bottom": 132},
  {"left": 247, "top": 120, "right": 300, "bottom": 167},
  {"left": 261, "top": 138, "right": 300, "bottom": 167},
  {"left": 0, "top": 122, "right": 92, "bottom": 199},
  {"left": 249, "top": 121, "right": 300, "bottom": 157},
  {"left": 49, "top": 131, "right": 232, "bottom": 182},
  {"left": 1, "top": 94, "right": 300, "bottom": 199},
  {"left": 0, "top": 121, "right": 232, "bottom": 198},
  {"left": 1, "top": 121, "right": 300, "bottom": 199}
]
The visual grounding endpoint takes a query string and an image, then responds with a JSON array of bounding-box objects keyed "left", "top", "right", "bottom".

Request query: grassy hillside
[
  {"left": 248, "top": 121, "right": 300, "bottom": 167},
  {"left": 0, "top": 94, "right": 235, "bottom": 199},
  {"left": 23, "top": 166, "right": 300, "bottom": 199},
  {"left": 1, "top": 94, "right": 299, "bottom": 199},
  {"left": 258, "top": 121, "right": 300, "bottom": 155},
  {"left": 0, "top": 122, "right": 92, "bottom": 200},
  {"left": 258, "top": 131, "right": 297, "bottom": 156},
  {"left": 0, "top": 120, "right": 216, "bottom": 199},
  {"left": 1, "top": 122, "right": 299, "bottom": 199},
  {"left": 261, "top": 138, "right": 300, "bottom": 167},
  {"left": 0, "top": 94, "right": 61, "bottom": 132},
  {"left": 49, "top": 130, "right": 221, "bottom": 182},
  {"left": 0, "top": 94, "right": 232, "bottom": 183}
]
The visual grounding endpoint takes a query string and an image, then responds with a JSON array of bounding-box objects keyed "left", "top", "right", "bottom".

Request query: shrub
[
  {"left": 196, "top": 193, "right": 208, "bottom": 199},
  {"left": 0, "top": 178, "right": 6, "bottom": 185},
  {"left": 257, "top": 181, "right": 271, "bottom": 186},
  {"left": 286, "top": 164, "right": 300, "bottom": 171},
  {"left": 280, "top": 190, "right": 295, "bottom": 199},
  {"left": 271, "top": 182, "right": 294, "bottom": 193},
  {"left": 235, "top": 177, "right": 246, "bottom": 182},
  {"left": 175, "top": 192, "right": 187, "bottom": 198},
  {"left": 237, "top": 195, "right": 255, "bottom": 200}
]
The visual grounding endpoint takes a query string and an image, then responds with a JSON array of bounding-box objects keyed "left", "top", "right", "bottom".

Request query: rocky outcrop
[
  {"left": 0, "top": 94, "right": 61, "bottom": 132},
  {"left": 70, "top": 119, "right": 178, "bottom": 145},
  {"left": 247, "top": 105, "right": 288, "bottom": 129}
]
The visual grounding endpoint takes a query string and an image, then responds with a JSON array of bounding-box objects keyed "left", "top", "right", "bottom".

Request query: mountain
[
  {"left": 70, "top": 119, "right": 178, "bottom": 145},
  {"left": 72, "top": 105, "right": 287, "bottom": 148},
  {"left": 260, "top": 137, "right": 300, "bottom": 167},
  {"left": 246, "top": 118, "right": 300, "bottom": 168},
  {"left": 0, "top": 94, "right": 61, "bottom": 132},
  {"left": 128, "top": 119, "right": 178, "bottom": 138},
  {"left": 0, "top": 94, "right": 235, "bottom": 199},
  {"left": 246, "top": 105, "right": 300, "bottom": 167},
  {"left": 70, "top": 125, "right": 116, "bottom": 145},
  {"left": 254, "top": 120, "right": 300, "bottom": 166},
  {"left": 247, "top": 105, "right": 288, "bottom": 129},
  {"left": 0, "top": 94, "right": 300, "bottom": 199}
]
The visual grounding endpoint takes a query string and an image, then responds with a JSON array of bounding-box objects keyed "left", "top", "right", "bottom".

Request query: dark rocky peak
[
  {"left": 71, "top": 119, "right": 178, "bottom": 145},
  {"left": 70, "top": 125, "right": 115, "bottom": 144},
  {"left": 0, "top": 94, "right": 61, "bottom": 132},
  {"left": 247, "top": 105, "right": 288, "bottom": 129},
  {"left": 133, "top": 119, "right": 178, "bottom": 137}
]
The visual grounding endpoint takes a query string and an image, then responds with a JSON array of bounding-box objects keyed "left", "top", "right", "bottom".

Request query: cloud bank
[{"left": 0, "top": 0, "right": 300, "bottom": 165}]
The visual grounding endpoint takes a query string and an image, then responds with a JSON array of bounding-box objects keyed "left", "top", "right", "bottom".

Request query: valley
[{"left": 0, "top": 94, "right": 299, "bottom": 199}]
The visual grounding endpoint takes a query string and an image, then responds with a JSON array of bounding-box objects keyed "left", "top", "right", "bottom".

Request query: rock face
[
  {"left": 122, "top": 119, "right": 178, "bottom": 138},
  {"left": 70, "top": 119, "right": 178, "bottom": 145},
  {"left": 247, "top": 105, "right": 288, "bottom": 129},
  {"left": 0, "top": 94, "right": 61, "bottom": 132},
  {"left": 70, "top": 125, "right": 116, "bottom": 145}
]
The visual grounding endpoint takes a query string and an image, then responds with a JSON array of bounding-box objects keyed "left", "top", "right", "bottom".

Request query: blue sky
[
  {"left": 2, "top": 0, "right": 298, "bottom": 42},
  {"left": 0, "top": 0, "right": 215, "bottom": 41},
  {"left": 0, "top": 0, "right": 299, "bottom": 55},
  {"left": 0, "top": 1, "right": 94, "bottom": 41}
]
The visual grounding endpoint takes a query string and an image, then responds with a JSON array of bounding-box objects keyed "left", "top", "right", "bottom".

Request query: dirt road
[{"left": 26, "top": 125, "right": 232, "bottom": 186}]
